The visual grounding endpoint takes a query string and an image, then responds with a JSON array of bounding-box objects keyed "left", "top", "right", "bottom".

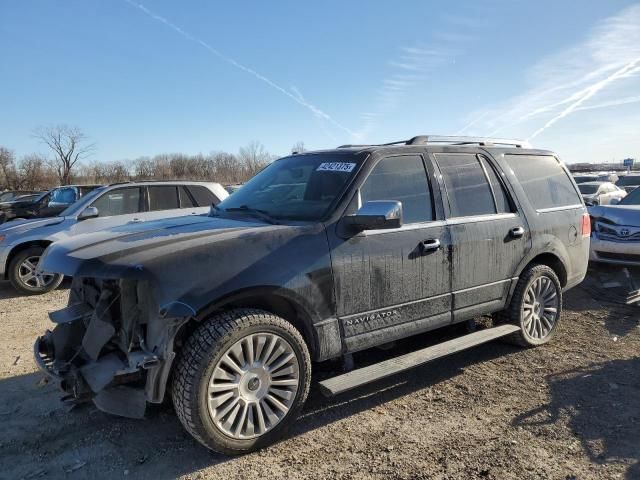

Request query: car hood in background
[
  {"left": 0, "top": 216, "right": 65, "bottom": 233},
  {"left": 0, "top": 198, "right": 38, "bottom": 210},
  {"left": 588, "top": 205, "right": 640, "bottom": 226}
]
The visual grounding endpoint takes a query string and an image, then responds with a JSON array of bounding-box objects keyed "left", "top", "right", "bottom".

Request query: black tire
[
  {"left": 171, "top": 308, "right": 311, "bottom": 455},
  {"left": 501, "top": 264, "right": 563, "bottom": 347},
  {"left": 8, "top": 246, "right": 64, "bottom": 295}
]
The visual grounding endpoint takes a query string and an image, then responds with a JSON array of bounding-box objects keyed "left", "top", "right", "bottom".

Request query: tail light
[{"left": 581, "top": 213, "right": 591, "bottom": 237}]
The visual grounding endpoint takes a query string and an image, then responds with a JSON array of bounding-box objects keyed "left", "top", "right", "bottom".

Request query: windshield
[
  {"left": 616, "top": 176, "right": 640, "bottom": 186},
  {"left": 215, "top": 154, "right": 362, "bottom": 221},
  {"left": 620, "top": 187, "right": 640, "bottom": 205},
  {"left": 578, "top": 184, "right": 599, "bottom": 194}
]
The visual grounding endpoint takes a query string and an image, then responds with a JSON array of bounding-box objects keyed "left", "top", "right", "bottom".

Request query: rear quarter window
[
  {"left": 505, "top": 155, "right": 580, "bottom": 210},
  {"left": 188, "top": 185, "right": 219, "bottom": 206}
]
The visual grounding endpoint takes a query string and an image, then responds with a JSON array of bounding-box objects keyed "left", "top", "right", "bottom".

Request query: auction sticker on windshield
[{"left": 316, "top": 162, "right": 356, "bottom": 172}]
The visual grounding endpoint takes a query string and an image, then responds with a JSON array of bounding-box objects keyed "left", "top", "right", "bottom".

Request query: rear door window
[
  {"left": 148, "top": 186, "right": 180, "bottom": 211},
  {"left": 179, "top": 186, "right": 196, "bottom": 208},
  {"left": 505, "top": 155, "right": 580, "bottom": 210},
  {"left": 435, "top": 153, "right": 497, "bottom": 217},
  {"left": 479, "top": 155, "right": 513, "bottom": 214},
  {"left": 360, "top": 155, "right": 434, "bottom": 223},
  {"left": 91, "top": 187, "right": 143, "bottom": 217},
  {"left": 187, "top": 185, "right": 219, "bottom": 206}
]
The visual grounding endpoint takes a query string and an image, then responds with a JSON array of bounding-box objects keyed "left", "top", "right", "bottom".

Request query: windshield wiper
[{"left": 223, "top": 205, "right": 279, "bottom": 224}]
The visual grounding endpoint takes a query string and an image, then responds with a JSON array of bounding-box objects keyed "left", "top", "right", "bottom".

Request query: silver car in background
[
  {"left": 0, "top": 181, "right": 227, "bottom": 294},
  {"left": 589, "top": 187, "right": 640, "bottom": 266}
]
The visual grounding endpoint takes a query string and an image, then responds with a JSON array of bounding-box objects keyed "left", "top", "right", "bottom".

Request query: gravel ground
[{"left": 0, "top": 267, "right": 638, "bottom": 480}]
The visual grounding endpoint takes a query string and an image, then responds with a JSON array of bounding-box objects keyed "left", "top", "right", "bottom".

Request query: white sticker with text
[{"left": 316, "top": 162, "right": 356, "bottom": 173}]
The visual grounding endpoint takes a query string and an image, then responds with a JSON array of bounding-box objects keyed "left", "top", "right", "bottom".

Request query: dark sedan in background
[{"left": 0, "top": 184, "right": 101, "bottom": 223}]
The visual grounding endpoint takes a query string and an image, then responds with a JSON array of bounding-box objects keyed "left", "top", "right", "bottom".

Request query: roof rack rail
[
  {"left": 337, "top": 135, "right": 531, "bottom": 149},
  {"left": 406, "top": 135, "right": 531, "bottom": 148}
]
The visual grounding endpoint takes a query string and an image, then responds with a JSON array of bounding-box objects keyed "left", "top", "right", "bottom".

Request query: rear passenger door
[
  {"left": 331, "top": 154, "right": 452, "bottom": 353},
  {"left": 432, "top": 150, "right": 531, "bottom": 322},
  {"left": 71, "top": 186, "right": 145, "bottom": 235}
]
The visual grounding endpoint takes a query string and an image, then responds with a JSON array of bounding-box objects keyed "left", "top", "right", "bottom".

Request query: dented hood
[
  {"left": 588, "top": 205, "right": 640, "bottom": 226},
  {"left": 40, "top": 214, "right": 277, "bottom": 279}
]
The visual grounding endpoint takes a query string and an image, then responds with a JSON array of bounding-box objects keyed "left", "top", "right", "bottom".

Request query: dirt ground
[{"left": 0, "top": 266, "right": 638, "bottom": 480}]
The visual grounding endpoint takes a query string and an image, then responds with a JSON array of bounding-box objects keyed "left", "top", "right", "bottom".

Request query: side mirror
[
  {"left": 610, "top": 198, "right": 620, "bottom": 205},
  {"left": 343, "top": 200, "right": 403, "bottom": 231},
  {"left": 78, "top": 206, "right": 99, "bottom": 221}
]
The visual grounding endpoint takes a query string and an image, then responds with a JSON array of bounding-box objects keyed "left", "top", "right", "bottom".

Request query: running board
[{"left": 319, "top": 324, "right": 520, "bottom": 396}]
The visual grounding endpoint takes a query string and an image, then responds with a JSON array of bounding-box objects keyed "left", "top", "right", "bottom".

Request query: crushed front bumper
[
  {"left": 590, "top": 235, "right": 640, "bottom": 266},
  {"left": 34, "top": 331, "right": 160, "bottom": 418},
  {"left": 34, "top": 277, "right": 189, "bottom": 419},
  {"left": 34, "top": 333, "right": 59, "bottom": 379}
]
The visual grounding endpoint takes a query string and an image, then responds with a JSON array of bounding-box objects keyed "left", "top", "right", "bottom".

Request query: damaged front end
[{"left": 34, "top": 277, "right": 190, "bottom": 418}]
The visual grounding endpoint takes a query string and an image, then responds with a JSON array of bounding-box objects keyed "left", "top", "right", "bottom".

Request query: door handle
[
  {"left": 419, "top": 238, "right": 441, "bottom": 253},
  {"left": 510, "top": 226, "right": 525, "bottom": 238},
  {"left": 131, "top": 218, "right": 143, "bottom": 223}
]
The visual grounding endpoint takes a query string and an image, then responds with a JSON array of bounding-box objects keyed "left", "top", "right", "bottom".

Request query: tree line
[{"left": 1, "top": 125, "right": 303, "bottom": 191}]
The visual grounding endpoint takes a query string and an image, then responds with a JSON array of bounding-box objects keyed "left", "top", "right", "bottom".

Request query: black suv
[
  {"left": 35, "top": 136, "right": 589, "bottom": 454},
  {"left": 0, "top": 185, "right": 101, "bottom": 223}
]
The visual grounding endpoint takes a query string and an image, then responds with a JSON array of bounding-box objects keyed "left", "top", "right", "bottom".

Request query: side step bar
[{"left": 318, "top": 324, "right": 520, "bottom": 396}]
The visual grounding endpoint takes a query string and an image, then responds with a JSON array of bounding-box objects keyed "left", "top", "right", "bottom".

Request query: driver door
[
  {"left": 329, "top": 154, "right": 452, "bottom": 353},
  {"left": 70, "top": 186, "right": 146, "bottom": 235}
]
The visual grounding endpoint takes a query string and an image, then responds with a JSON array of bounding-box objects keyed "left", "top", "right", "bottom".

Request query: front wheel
[
  {"left": 8, "top": 246, "right": 64, "bottom": 295},
  {"left": 171, "top": 309, "right": 311, "bottom": 455},
  {"left": 502, "top": 264, "right": 562, "bottom": 347}
]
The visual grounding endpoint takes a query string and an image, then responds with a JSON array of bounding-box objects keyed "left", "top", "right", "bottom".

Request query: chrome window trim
[
  {"left": 359, "top": 219, "right": 447, "bottom": 236},
  {"left": 446, "top": 212, "right": 518, "bottom": 225},
  {"left": 536, "top": 204, "right": 584, "bottom": 213}
]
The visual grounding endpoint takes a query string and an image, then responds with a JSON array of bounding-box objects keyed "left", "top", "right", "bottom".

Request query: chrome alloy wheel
[
  {"left": 522, "top": 276, "right": 559, "bottom": 340},
  {"left": 18, "top": 256, "right": 55, "bottom": 289},
  {"left": 207, "top": 332, "right": 300, "bottom": 440}
]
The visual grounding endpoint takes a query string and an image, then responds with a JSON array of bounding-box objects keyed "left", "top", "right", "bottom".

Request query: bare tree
[
  {"left": 238, "top": 141, "right": 272, "bottom": 176},
  {"left": 291, "top": 141, "right": 306, "bottom": 154},
  {"left": 32, "top": 125, "right": 96, "bottom": 185},
  {"left": 17, "top": 154, "right": 55, "bottom": 190},
  {"left": 0, "top": 147, "right": 18, "bottom": 190}
]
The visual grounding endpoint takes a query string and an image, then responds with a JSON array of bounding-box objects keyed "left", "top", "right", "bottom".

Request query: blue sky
[{"left": 1, "top": 1, "right": 639, "bottom": 164}]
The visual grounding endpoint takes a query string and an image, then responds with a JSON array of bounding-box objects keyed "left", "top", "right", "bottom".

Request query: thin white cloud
[
  {"left": 123, "top": 0, "right": 354, "bottom": 136},
  {"left": 460, "top": 4, "right": 640, "bottom": 147},
  {"left": 528, "top": 58, "right": 640, "bottom": 140},
  {"left": 352, "top": 17, "right": 476, "bottom": 143}
]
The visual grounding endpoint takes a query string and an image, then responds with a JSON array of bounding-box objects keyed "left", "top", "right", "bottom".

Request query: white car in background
[{"left": 578, "top": 181, "right": 626, "bottom": 206}]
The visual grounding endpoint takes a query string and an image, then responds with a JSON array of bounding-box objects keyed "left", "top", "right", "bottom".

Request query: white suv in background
[{"left": 0, "top": 181, "right": 228, "bottom": 294}]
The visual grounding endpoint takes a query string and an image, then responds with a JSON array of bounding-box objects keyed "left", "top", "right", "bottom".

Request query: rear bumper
[{"left": 590, "top": 235, "right": 640, "bottom": 266}]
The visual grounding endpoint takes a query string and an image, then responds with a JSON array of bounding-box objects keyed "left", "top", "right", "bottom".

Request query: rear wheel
[
  {"left": 501, "top": 264, "right": 562, "bottom": 347},
  {"left": 171, "top": 309, "right": 311, "bottom": 454},
  {"left": 8, "top": 246, "right": 63, "bottom": 295}
]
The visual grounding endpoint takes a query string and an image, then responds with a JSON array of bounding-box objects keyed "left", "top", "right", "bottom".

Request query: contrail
[
  {"left": 575, "top": 94, "right": 640, "bottom": 112},
  {"left": 528, "top": 58, "right": 640, "bottom": 141},
  {"left": 123, "top": 0, "right": 353, "bottom": 136}
]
